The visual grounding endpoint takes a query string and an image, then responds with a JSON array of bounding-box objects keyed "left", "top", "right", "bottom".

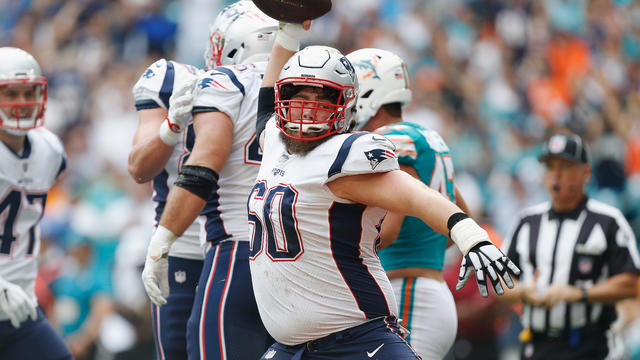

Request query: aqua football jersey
[{"left": 376, "top": 122, "right": 455, "bottom": 271}]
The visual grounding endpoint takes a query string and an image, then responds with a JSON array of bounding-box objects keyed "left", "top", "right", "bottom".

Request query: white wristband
[
  {"left": 450, "top": 218, "right": 489, "bottom": 255},
  {"left": 275, "top": 23, "right": 306, "bottom": 52},
  {"left": 159, "top": 119, "right": 180, "bottom": 146}
]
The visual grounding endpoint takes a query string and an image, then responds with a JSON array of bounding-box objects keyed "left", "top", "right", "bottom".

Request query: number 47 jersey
[{"left": 0, "top": 128, "right": 66, "bottom": 319}]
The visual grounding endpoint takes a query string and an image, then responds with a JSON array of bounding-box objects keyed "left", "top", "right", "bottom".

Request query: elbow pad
[{"left": 174, "top": 165, "right": 219, "bottom": 201}]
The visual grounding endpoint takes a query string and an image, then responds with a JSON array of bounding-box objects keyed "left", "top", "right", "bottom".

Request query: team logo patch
[
  {"left": 142, "top": 68, "right": 155, "bottom": 79},
  {"left": 198, "top": 77, "right": 228, "bottom": 90},
  {"left": 578, "top": 257, "right": 592, "bottom": 274},
  {"left": 353, "top": 58, "right": 381, "bottom": 80},
  {"left": 364, "top": 148, "right": 396, "bottom": 170},
  {"left": 174, "top": 270, "right": 186, "bottom": 284}
]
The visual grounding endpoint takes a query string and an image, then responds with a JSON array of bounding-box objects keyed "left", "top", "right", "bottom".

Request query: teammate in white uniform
[
  {"left": 140, "top": 2, "right": 278, "bottom": 359},
  {"left": 131, "top": 47, "right": 206, "bottom": 360},
  {"left": 0, "top": 47, "right": 71, "bottom": 360},
  {"left": 249, "top": 22, "right": 520, "bottom": 360},
  {"left": 347, "top": 48, "right": 470, "bottom": 359}
]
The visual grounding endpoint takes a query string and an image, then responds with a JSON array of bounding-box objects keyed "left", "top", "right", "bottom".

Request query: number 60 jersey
[
  {"left": 248, "top": 119, "right": 401, "bottom": 346},
  {"left": 0, "top": 128, "right": 65, "bottom": 320}
]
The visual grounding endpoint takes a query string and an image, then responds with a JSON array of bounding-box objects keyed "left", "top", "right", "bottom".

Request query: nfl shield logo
[
  {"left": 174, "top": 270, "right": 187, "bottom": 284},
  {"left": 578, "top": 257, "right": 592, "bottom": 274}
]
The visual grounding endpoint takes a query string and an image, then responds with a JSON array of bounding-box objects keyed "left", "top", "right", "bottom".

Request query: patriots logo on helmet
[
  {"left": 364, "top": 148, "right": 397, "bottom": 170},
  {"left": 143, "top": 68, "right": 155, "bottom": 79}
]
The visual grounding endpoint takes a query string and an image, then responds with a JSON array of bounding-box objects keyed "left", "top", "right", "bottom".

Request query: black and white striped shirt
[{"left": 503, "top": 197, "right": 640, "bottom": 336}]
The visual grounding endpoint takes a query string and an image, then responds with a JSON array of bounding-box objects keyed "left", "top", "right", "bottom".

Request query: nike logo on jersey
[
  {"left": 367, "top": 344, "right": 384, "bottom": 357},
  {"left": 371, "top": 135, "right": 387, "bottom": 142},
  {"left": 265, "top": 349, "right": 277, "bottom": 359}
]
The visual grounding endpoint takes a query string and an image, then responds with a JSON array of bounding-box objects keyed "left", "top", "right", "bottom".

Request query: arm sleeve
[
  {"left": 607, "top": 214, "right": 640, "bottom": 275},
  {"left": 132, "top": 59, "right": 172, "bottom": 110},
  {"left": 326, "top": 132, "right": 400, "bottom": 183},
  {"left": 502, "top": 219, "right": 526, "bottom": 280},
  {"left": 257, "top": 87, "right": 275, "bottom": 139},
  {"left": 191, "top": 69, "right": 244, "bottom": 122},
  {"left": 381, "top": 132, "right": 418, "bottom": 167}
]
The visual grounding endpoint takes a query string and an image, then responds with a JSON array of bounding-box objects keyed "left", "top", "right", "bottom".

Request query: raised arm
[{"left": 257, "top": 21, "right": 311, "bottom": 148}]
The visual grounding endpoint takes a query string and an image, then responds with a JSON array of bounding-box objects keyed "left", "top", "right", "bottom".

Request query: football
[{"left": 252, "top": 0, "right": 332, "bottom": 23}]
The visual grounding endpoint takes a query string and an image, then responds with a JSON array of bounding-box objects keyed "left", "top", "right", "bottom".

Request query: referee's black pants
[{"left": 522, "top": 329, "right": 608, "bottom": 360}]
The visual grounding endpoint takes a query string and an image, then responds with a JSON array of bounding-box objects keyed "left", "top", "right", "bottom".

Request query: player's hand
[
  {"left": 141, "top": 226, "right": 177, "bottom": 306},
  {"left": 159, "top": 79, "right": 196, "bottom": 145},
  {"left": 0, "top": 277, "right": 37, "bottom": 328},
  {"left": 168, "top": 78, "right": 196, "bottom": 133},
  {"left": 456, "top": 241, "right": 521, "bottom": 297},
  {"left": 275, "top": 21, "right": 310, "bottom": 52}
]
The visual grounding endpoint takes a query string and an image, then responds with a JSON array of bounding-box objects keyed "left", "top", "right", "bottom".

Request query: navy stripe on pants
[
  {"left": 151, "top": 256, "right": 204, "bottom": 360},
  {"left": 187, "top": 241, "right": 272, "bottom": 360}
]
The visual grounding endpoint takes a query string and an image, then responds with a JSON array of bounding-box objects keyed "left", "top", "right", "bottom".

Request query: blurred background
[{"left": 1, "top": 0, "right": 639, "bottom": 359}]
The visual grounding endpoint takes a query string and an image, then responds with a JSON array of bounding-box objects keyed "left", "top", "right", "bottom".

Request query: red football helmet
[{"left": 0, "top": 47, "right": 47, "bottom": 135}]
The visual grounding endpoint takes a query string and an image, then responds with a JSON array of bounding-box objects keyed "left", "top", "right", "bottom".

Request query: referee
[{"left": 502, "top": 132, "right": 640, "bottom": 360}]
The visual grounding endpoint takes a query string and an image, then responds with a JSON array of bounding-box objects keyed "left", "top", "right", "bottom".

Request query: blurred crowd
[{"left": 1, "top": 0, "right": 639, "bottom": 359}]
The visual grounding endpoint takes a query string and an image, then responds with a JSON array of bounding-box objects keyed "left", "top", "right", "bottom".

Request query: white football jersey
[
  {"left": 191, "top": 62, "right": 264, "bottom": 246},
  {"left": 248, "top": 120, "right": 400, "bottom": 345},
  {"left": 0, "top": 128, "right": 65, "bottom": 321},
  {"left": 133, "top": 59, "right": 205, "bottom": 259}
]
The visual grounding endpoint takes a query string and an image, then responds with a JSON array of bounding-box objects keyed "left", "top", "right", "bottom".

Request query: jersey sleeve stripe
[
  {"left": 395, "top": 149, "right": 418, "bottom": 156},
  {"left": 135, "top": 99, "right": 161, "bottom": 111},
  {"left": 158, "top": 61, "right": 175, "bottom": 109},
  {"left": 192, "top": 106, "right": 222, "bottom": 114},
  {"left": 328, "top": 132, "right": 369, "bottom": 178},
  {"left": 56, "top": 157, "right": 66, "bottom": 179},
  {"left": 214, "top": 67, "right": 245, "bottom": 96}
]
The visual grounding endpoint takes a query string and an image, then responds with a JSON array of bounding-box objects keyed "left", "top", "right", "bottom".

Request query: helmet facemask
[
  {"left": 203, "top": 1, "right": 277, "bottom": 70},
  {"left": 275, "top": 78, "right": 355, "bottom": 141},
  {"left": 0, "top": 78, "right": 47, "bottom": 136}
]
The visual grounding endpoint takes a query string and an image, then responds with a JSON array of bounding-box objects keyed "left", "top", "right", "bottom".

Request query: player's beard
[{"left": 279, "top": 130, "right": 330, "bottom": 156}]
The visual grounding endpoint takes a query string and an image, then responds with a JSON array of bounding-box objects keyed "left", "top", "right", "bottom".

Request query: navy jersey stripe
[
  {"left": 192, "top": 106, "right": 221, "bottom": 114},
  {"left": 214, "top": 67, "right": 245, "bottom": 96},
  {"left": 56, "top": 156, "right": 66, "bottom": 178},
  {"left": 159, "top": 61, "right": 175, "bottom": 109},
  {"left": 329, "top": 202, "right": 391, "bottom": 319},
  {"left": 152, "top": 170, "right": 170, "bottom": 220},
  {"left": 135, "top": 99, "right": 161, "bottom": 111},
  {"left": 328, "top": 132, "right": 368, "bottom": 178},
  {"left": 201, "top": 182, "right": 231, "bottom": 244},
  {"left": 184, "top": 124, "right": 195, "bottom": 158}
]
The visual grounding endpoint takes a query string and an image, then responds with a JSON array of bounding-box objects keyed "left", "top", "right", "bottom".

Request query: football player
[
  {"left": 0, "top": 47, "right": 72, "bottom": 359},
  {"left": 248, "top": 22, "right": 520, "bottom": 359},
  {"left": 138, "top": 1, "right": 277, "bottom": 359},
  {"left": 130, "top": 24, "right": 206, "bottom": 360},
  {"left": 347, "top": 48, "right": 470, "bottom": 359}
]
